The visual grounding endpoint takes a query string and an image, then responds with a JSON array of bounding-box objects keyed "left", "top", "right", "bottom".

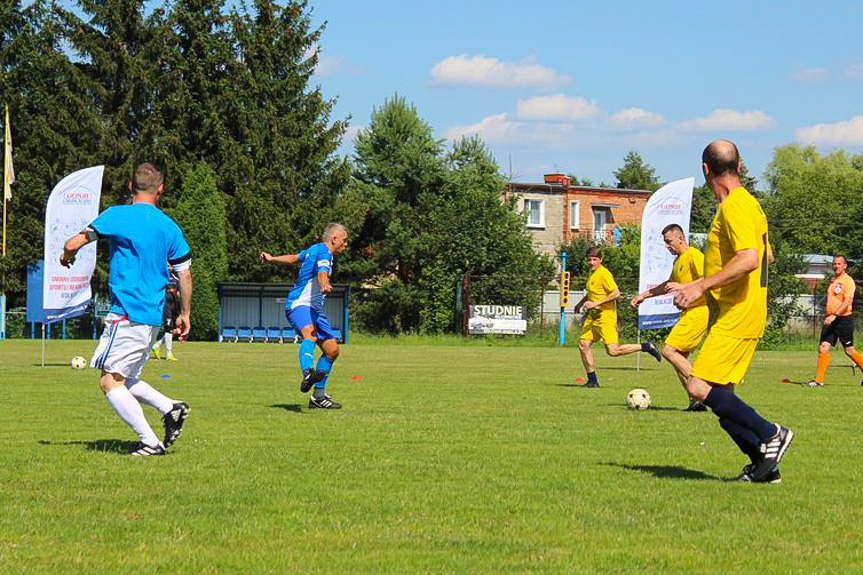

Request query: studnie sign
[{"left": 469, "top": 304, "right": 527, "bottom": 335}]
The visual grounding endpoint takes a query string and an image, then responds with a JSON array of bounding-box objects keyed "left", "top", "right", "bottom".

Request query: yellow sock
[{"left": 816, "top": 352, "right": 830, "bottom": 383}]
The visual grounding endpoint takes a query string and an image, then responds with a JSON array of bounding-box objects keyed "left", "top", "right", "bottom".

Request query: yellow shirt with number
[
  {"left": 670, "top": 246, "right": 706, "bottom": 309},
  {"left": 587, "top": 265, "right": 618, "bottom": 314},
  {"left": 703, "top": 187, "right": 769, "bottom": 339}
]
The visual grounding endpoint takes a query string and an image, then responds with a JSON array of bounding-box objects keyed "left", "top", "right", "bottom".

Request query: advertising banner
[
  {"left": 43, "top": 166, "right": 103, "bottom": 323},
  {"left": 637, "top": 177, "right": 694, "bottom": 330},
  {"left": 469, "top": 304, "right": 527, "bottom": 335}
]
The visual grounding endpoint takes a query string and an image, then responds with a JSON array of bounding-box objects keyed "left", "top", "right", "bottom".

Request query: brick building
[{"left": 506, "top": 174, "right": 652, "bottom": 257}]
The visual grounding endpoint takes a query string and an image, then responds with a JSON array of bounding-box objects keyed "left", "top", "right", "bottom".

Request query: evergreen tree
[
  {"left": 613, "top": 150, "right": 659, "bottom": 191},
  {"left": 171, "top": 161, "right": 227, "bottom": 340},
  {"left": 0, "top": 1, "right": 102, "bottom": 300}
]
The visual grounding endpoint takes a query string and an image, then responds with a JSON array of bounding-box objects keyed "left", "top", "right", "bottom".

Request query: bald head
[{"left": 702, "top": 139, "right": 740, "bottom": 177}]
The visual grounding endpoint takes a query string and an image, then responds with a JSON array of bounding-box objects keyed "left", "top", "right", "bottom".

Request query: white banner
[
  {"left": 43, "top": 166, "right": 104, "bottom": 322},
  {"left": 637, "top": 177, "right": 694, "bottom": 330}
]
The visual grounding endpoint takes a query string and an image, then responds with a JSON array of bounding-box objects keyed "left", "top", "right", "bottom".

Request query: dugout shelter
[{"left": 217, "top": 282, "right": 349, "bottom": 344}]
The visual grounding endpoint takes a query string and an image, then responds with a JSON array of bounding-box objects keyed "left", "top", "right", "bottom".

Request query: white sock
[
  {"left": 125, "top": 378, "right": 175, "bottom": 415},
  {"left": 152, "top": 337, "right": 162, "bottom": 350},
  {"left": 105, "top": 386, "right": 161, "bottom": 446},
  {"left": 164, "top": 333, "right": 173, "bottom": 353}
]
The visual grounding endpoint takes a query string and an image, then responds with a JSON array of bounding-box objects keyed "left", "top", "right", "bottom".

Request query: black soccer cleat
[
  {"left": 734, "top": 462, "right": 782, "bottom": 484},
  {"left": 308, "top": 394, "right": 342, "bottom": 409},
  {"left": 163, "top": 402, "right": 190, "bottom": 448},
  {"left": 685, "top": 399, "right": 708, "bottom": 412},
  {"left": 583, "top": 381, "right": 600, "bottom": 388},
  {"left": 644, "top": 341, "right": 662, "bottom": 362},
  {"left": 128, "top": 442, "right": 166, "bottom": 456},
  {"left": 300, "top": 368, "right": 319, "bottom": 393},
  {"left": 751, "top": 424, "right": 794, "bottom": 482}
]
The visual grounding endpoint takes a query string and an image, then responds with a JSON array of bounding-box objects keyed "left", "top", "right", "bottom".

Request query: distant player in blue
[
  {"left": 61, "top": 163, "right": 193, "bottom": 456},
  {"left": 260, "top": 223, "right": 349, "bottom": 409}
]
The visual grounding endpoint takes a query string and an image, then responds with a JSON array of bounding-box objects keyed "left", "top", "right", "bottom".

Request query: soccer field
[{"left": 3, "top": 339, "right": 863, "bottom": 573}]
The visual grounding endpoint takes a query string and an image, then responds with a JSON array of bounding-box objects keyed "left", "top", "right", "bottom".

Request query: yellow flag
[{"left": 4, "top": 105, "right": 14, "bottom": 201}]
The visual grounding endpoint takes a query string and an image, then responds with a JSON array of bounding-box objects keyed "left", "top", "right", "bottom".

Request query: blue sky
[{"left": 307, "top": 0, "right": 863, "bottom": 187}]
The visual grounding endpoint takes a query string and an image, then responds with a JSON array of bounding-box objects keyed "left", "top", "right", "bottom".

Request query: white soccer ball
[
  {"left": 71, "top": 356, "right": 87, "bottom": 370},
  {"left": 626, "top": 388, "right": 651, "bottom": 411}
]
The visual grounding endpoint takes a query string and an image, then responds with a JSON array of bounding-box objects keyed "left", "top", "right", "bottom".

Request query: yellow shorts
[
  {"left": 580, "top": 311, "right": 618, "bottom": 345},
  {"left": 691, "top": 330, "right": 759, "bottom": 385},
  {"left": 665, "top": 305, "right": 709, "bottom": 353}
]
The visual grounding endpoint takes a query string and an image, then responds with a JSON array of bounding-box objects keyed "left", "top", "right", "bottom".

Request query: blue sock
[
  {"left": 703, "top": 387, "right": 776, "bottom": 441},
  {"left": 299, "top": 340, "right": 315, "bottom": 371},
  {"left": 314, "top": 355, "right": 336, "bottom": 390},
  {"left": 718, "top": 417, "right": 761, "bottom": 463},
  {"left": 587, "top": 371, "right": 598, "bottom": 384}
]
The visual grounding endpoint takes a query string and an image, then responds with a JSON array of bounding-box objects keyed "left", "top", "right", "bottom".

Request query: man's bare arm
[
  {"left": 60, "top": 229, "right": 97, "bottom": 268},
  {"left": 674, "top": 249, "right": 758, "bottom": 309},
  {"left": 174, "top": 268, "right": 193, "bottom": 341},
  {"left": 260, "top": 252, "right": 299, "bottom": 265}
]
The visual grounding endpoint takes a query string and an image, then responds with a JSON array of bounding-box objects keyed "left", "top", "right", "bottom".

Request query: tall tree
[
  {"left": 351, "top": 96, "right": 551, "bottom": 333},
  {"left": 172, "top": 162, "right": 227, "bottom": 340},
  {"left": 613, "top": 150, "right": 659, "bottom": 191},
  {"left": 762, "top": 144, "right": 863, "bottom": 257},
  {"left": 0, "top": 1, "right": 102, "bottom": 300}
]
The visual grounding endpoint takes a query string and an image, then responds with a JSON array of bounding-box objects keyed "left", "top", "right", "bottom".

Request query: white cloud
[
  {"left": 608, "top": 108, "right": 666, "bottom": 130},
  {"left": 790, "top": 67, "right": 828, "bottom": 83},
  {"left": 796, "top": 115, "right": 863, "bottom": 146},
  {"left": 343, "top": 125, "right": 364, "bottom": 144},
  {"left": 680, "top": 109, "right": 775, "bottom": 131},
  {"left": 444, "top": 113, "right": 575, "bottom": 148},
  {"left": 431, "top": 55, "right": 570, "bottom": 91},
  {"left": 846, "top": 62, "right": 863, "bottom": 79},
  {"left": 516, "top": 94, "right": 599, "bottom": 121},
  {"left": 316, "top": 55, "right": 344, "bottom": 76}
]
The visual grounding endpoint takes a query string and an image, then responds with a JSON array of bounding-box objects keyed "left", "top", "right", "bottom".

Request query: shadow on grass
[
  {"left": 602, "top": 461, "right": 723, "bottom": 481},
  {"left": 31, "top": 363, "right": 75, "bottom": 367},
  {"left": 601, "top": 403, "right": 686, "bottom": 412},
  {"left": 269, "top": 404, "right": 304, "bottom": 414},
  {"left": 39, "top": 439, "right": 138, "bottom": 453}
]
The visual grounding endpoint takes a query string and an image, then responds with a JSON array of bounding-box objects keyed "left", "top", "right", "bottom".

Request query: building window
[
  {"left": 524, "top": 198, "right": 545, "bottom": 228},
  {"left": 569, "top": 201, "right": 580, "bottom": 229},
  {"left": 592, "top": 208, "right": 609, "bottom": 243}
]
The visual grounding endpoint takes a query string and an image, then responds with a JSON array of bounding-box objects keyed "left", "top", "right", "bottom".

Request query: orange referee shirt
[{"left": 827, "top": 272, "right": 855, "bottom": 317}]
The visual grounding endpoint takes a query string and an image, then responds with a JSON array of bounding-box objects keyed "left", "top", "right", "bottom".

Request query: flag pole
[{"left": 1, "top": 104, "right": 8, "bottom": 340}]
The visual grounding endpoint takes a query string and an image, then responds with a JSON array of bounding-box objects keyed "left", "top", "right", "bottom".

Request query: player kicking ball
[
  {"left": 631, "top": 223, "right": 710, "bottom": 411},
  {"left": 61, "top": 164, "right": 192, "bottom": 456},
  {"left": 573, "top": 246, "right": 662, "bottom": 388},
  {"left": 261, "top": 223, "right": 348, "bottom": 409}
]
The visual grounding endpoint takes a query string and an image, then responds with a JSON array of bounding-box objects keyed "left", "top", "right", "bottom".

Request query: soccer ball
[
  {"left": 626, "top": 388, "right": 651, "bottom": 411},
  {"left": 71, "top": 356, "right": 87, "bottom": 370}
]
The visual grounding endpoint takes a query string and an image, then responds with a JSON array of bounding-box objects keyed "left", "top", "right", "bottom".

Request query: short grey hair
[{"left": 322, "top": 222, "right": 348, "bottom": 242}]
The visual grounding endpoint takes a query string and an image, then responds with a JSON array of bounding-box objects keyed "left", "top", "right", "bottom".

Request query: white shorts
[{"left": 90, "top": 313, "right": 159, "bottom": 379}]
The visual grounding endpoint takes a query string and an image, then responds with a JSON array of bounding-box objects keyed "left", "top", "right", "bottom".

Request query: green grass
[{"left": 2, "top": 339, "right": 863, "bottom": 573}]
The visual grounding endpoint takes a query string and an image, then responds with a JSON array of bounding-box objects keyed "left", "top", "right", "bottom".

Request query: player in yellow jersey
[
  {"left": 574, "top": 246, "right": 661, "bottom": 388},
  {"left": 807, "top": 255, "right": 863, "bottom": 386},
  {"left": 631, "top": 223, "right": 710, "bottom": 411},
  {"left": 673, "top": 140, "right": 794, "bottom": 483}
]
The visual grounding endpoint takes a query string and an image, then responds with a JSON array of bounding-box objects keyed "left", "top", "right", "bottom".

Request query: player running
[
  {"left": 631, "top": 223, "right": 710, "bottom": 411},
  {"left": 807, "top": 255, "right": 863, "bottom": 386},
  {"left": 261, "top": 223, "right": 348, "bottom": 409},
  {"left": 60, "top": 163, "right": 192, "bottom": 456},
  {"left": 674, "top": 140, "right": 793, "bottom": 483},
  {"left": 574, "top": 246, "right": 661, "bottom": 388}
]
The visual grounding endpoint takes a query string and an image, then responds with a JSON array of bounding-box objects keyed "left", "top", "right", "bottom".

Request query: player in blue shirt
[
  {"left": 61, "top": 163, "right": 193, "bottom": 456},
  {"left": 261, "top": 223, "right": 348, "bottom": 409}
]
